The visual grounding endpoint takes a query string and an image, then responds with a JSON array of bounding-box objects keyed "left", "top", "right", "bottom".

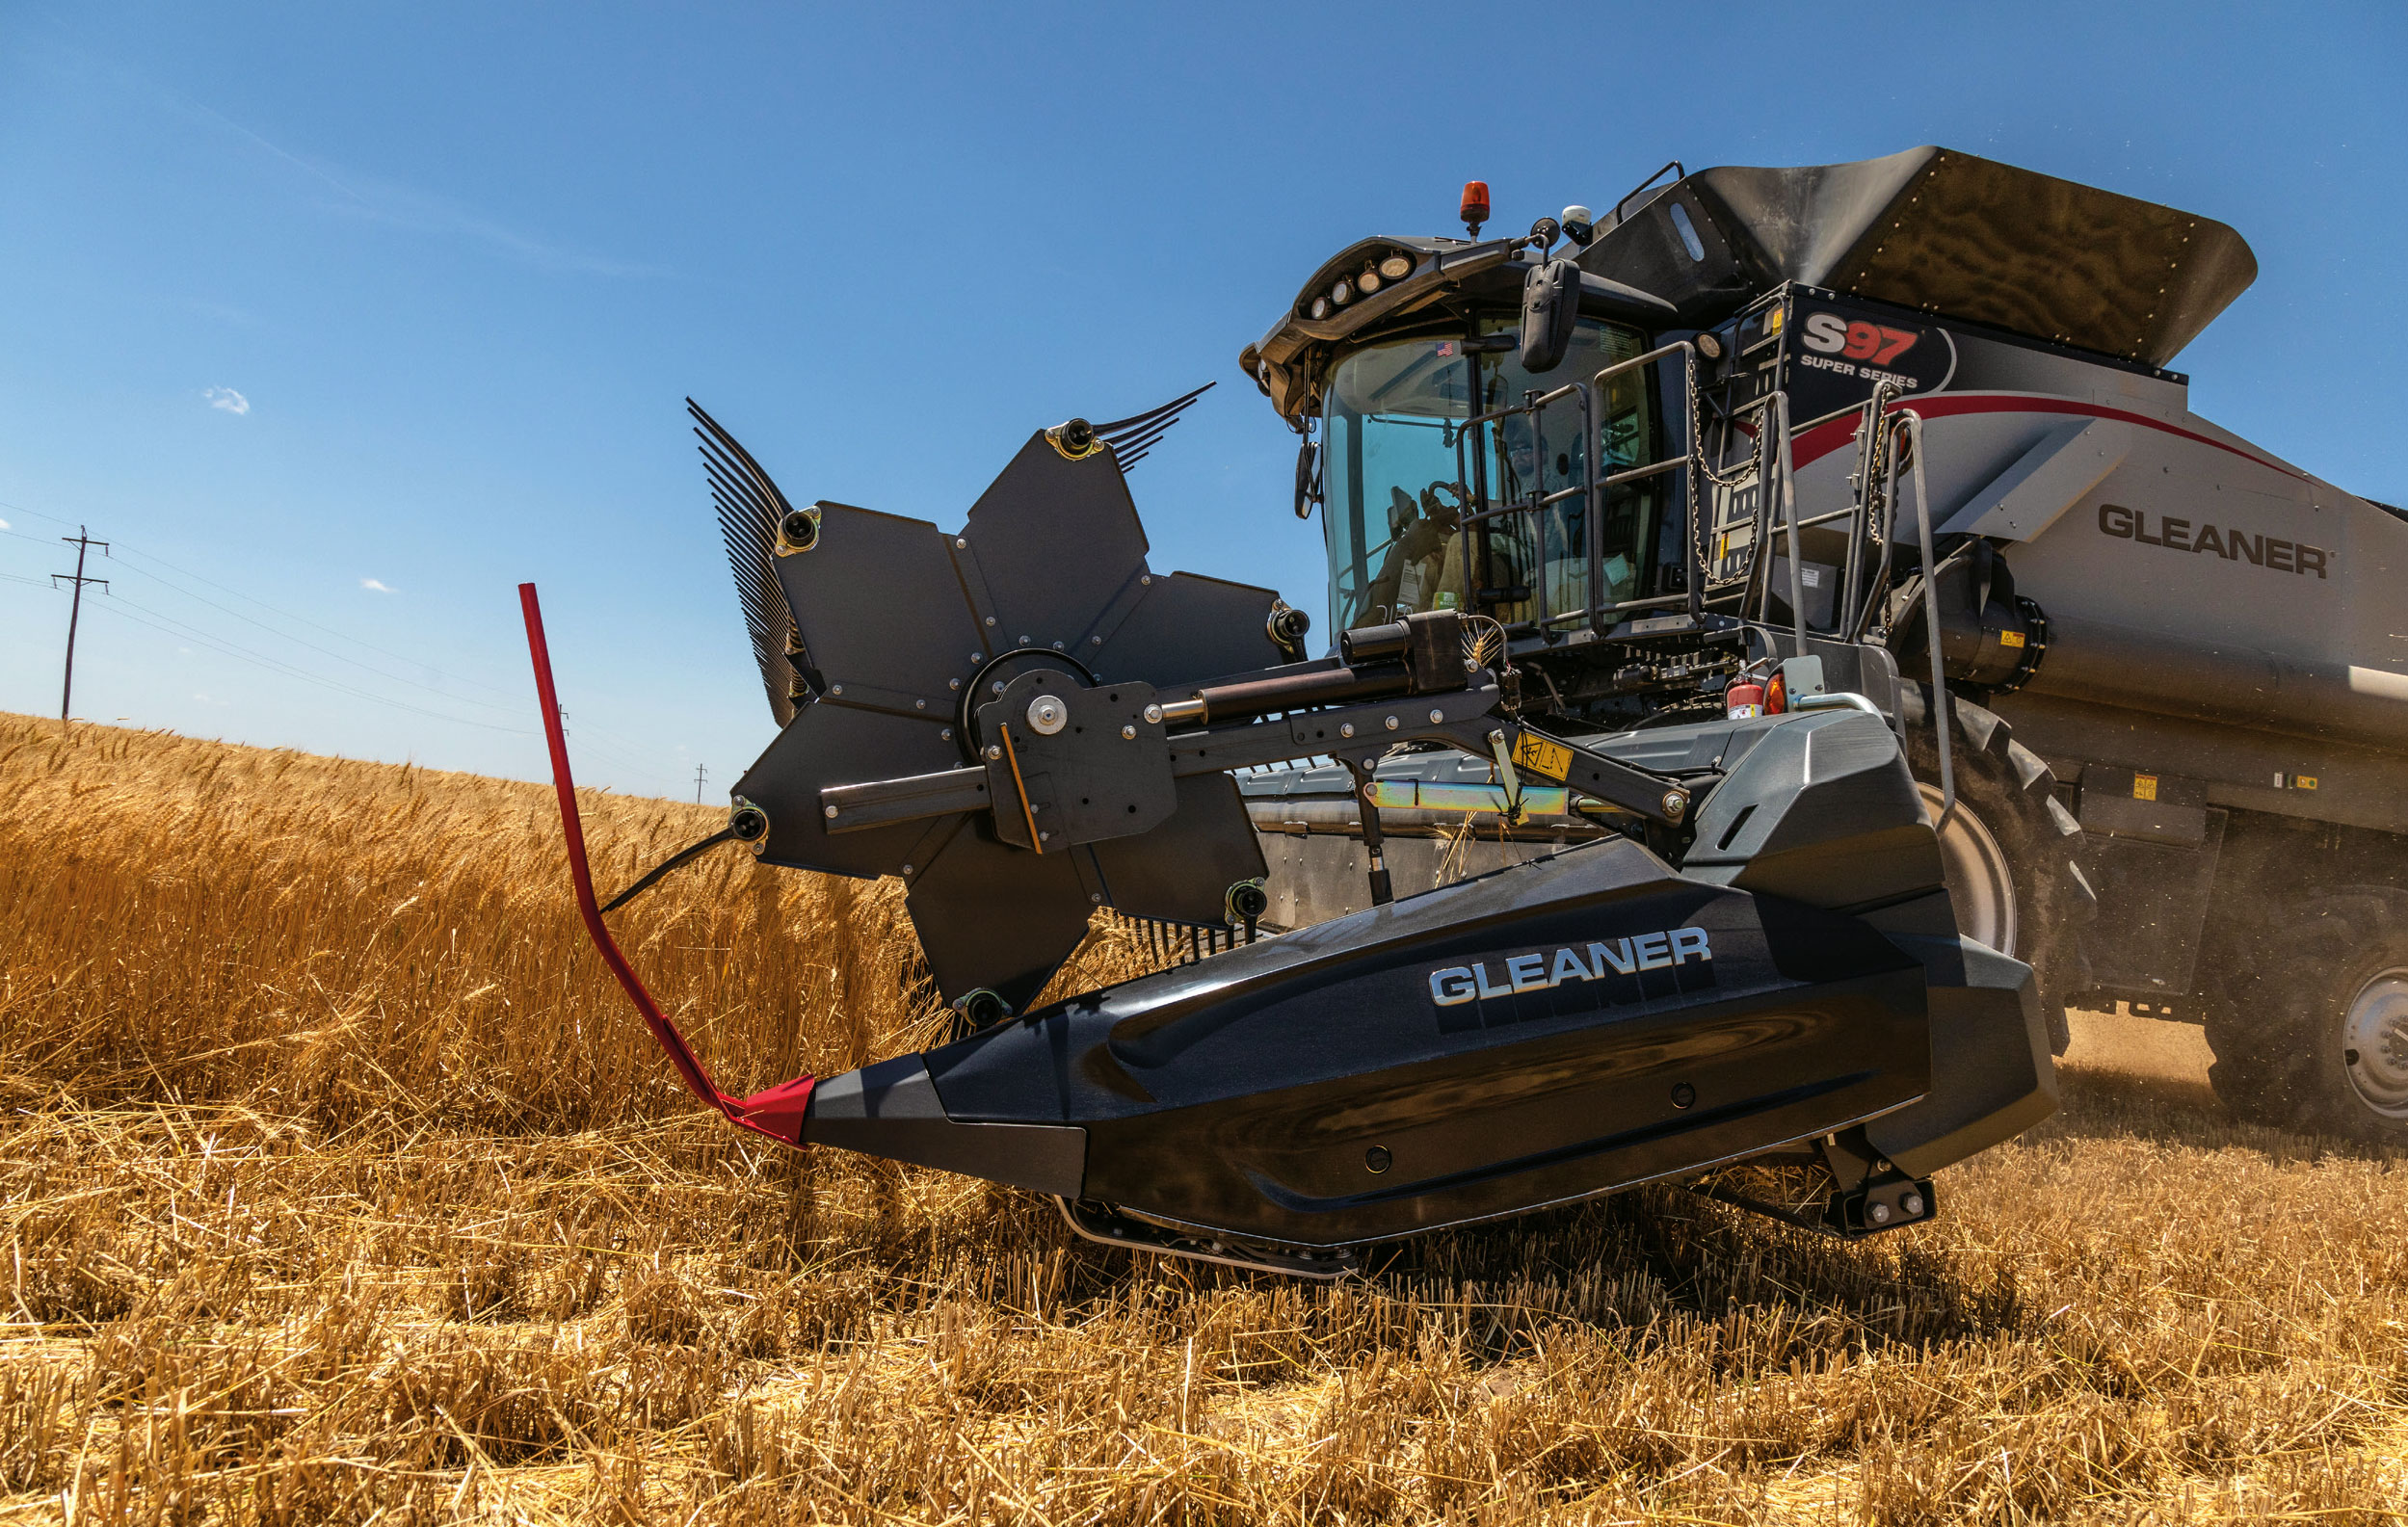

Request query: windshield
[{"left": 1322, "top": 318, "right": 1658, "bottom": 635}]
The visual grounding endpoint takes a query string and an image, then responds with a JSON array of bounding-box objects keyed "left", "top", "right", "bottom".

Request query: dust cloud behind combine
[{"left": 2, "top": 710, "right": 2403, "bottom": 1523}]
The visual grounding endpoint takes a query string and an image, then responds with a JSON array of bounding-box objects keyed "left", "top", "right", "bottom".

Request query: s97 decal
[{"left": 1801, "top": 312, "right": 1919, "bottom": 364}]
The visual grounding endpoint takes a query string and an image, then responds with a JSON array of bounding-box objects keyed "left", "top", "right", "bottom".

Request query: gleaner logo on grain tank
[
  {"left": 2098, "top": 504, "right": 2329, "bottom": 579},
  {"left": 1429, "top": 927, "right": 1712, "bottom": 1008}
]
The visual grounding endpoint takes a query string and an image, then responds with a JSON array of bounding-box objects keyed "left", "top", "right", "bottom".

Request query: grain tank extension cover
[{"left": 1586, "top": 146, "right": 2257, "bottom": 367}]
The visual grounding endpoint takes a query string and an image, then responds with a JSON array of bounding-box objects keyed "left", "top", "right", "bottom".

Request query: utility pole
[
  {"left": 693, "top": 763, "right": 708, "bottom": 803},
  {"left": 50, "top": 526, "right": 109, "bottom": 721}
]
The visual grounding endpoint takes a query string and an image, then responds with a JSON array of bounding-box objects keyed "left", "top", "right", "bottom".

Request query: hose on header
[{"left": 519, "top": 582, "right": 816, "bottom": 1147}]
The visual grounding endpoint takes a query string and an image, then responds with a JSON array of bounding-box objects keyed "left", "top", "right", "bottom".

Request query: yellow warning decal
[
  {"left": 1998, "top": 629, "right": 2026, "bottom": 647},
  {"left": 2132, "top": 775, "right": 2158, "bottom": 802},
  {"left": 1512, "top": 732, "right": 1574, "bottom": 783},
  {"left": 2295, "top": 775, "right": 2319, "bottom": 791}
]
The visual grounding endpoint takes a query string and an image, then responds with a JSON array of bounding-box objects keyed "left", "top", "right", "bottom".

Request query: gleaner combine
[{"left": 525, "top": 145, "right": 2408, "bottom": 1277}]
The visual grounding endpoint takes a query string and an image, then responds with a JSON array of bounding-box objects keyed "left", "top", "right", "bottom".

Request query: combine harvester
[{"left": 525, "top": 146, "right": 2406, "bottom": 1277}]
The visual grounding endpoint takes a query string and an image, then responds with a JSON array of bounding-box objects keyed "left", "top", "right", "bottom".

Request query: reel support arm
[{"left": 816, "top": 665, "right": 1698, "bottom": 846}]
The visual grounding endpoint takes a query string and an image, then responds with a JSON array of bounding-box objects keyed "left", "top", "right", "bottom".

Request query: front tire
[
  {"left": 1900, "top": 688, "right": 2096, "bottom": 1053},
  {"left": 2205, "top": 888, "right": 2408, "bottom": 1142}
]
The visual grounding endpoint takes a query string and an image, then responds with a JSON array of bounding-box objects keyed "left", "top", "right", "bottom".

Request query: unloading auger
[{"left": 523, "top": 389, "right": 2055, "bottom": 1278}]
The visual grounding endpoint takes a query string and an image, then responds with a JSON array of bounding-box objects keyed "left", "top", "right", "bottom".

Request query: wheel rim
[
  {"left": 1918, "top": 784, "right": 2018, "bottom": 957},
  {"left": 2341, "top": 967, "right": 2408, "bottom": 1118}
]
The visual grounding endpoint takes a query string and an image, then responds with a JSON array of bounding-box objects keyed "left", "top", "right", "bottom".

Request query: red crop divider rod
[{"left": 518, "top": 582, "right": 815, "bottom": 1146}]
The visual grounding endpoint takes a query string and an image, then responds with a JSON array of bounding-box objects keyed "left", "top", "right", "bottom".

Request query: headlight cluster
[{"left": 1304, "top": 249, "right": 1419, "bottom": 320}]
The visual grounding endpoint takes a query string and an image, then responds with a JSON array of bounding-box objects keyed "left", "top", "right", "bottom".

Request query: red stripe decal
[{"left": 1789, "top": 394, "right": 2302, "bottom": 480}]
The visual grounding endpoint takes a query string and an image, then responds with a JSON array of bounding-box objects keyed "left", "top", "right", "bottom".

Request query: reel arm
[{"left": 816, "top": 618, "right": 1700, "bottom": 851}]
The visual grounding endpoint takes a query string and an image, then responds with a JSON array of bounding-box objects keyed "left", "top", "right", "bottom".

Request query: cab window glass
[{"left": 1323, "top": 320, "right": 1657, "bottom": 633}]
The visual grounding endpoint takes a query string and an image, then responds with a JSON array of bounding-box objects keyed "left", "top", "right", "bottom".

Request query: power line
[
  {"left": 9, "top": 513, "right": 539, "bottom": 721},
  {"left": 2, "top": 496, "right": 694, "bottom": 791},
  {"left": 93, "top": 594, "right": 534, "bottom": 735},
  {"left": 93, "top": 590, "right": 676, "bottom": 791},
  {"left": 99, "top": 543, "right": 686, "bottom": 765},
  {"left": 101, "top": 551, "right": 531, "bottom": 718},
  {"left": 51, "top": 527, "right": 110, "bottom": 720}
]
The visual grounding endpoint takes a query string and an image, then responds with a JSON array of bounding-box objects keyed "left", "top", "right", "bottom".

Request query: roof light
[
  {"left": 1459, "top": 180, "right": 1490, "bottom": 238},
  {"left": 1310, "top": 296, "right": 1330, "bottom": 320},
  {"left": 1378, "top": 252, "right": 1413, "bottom": 280},
  {"left": 1331, "top": 278, "right": 1353, "bottom": 306},
  {"left": 1356, "top": 270, "right": 1381, "bottom": 295}
]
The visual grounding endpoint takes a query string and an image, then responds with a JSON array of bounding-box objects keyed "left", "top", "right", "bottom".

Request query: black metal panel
[
  {"left": 904, "top": 819, "right": 1103, "bottom": 1015},
  {"left": 963, "top": 435, "right": 1154, "bottom": 654},
  {"left": 2077, "top": 765, "right": 2210, "bottom": 847},
  {"left": 805, "top": 1055, "right": 1086, "bottom": 1197},
  {"left": 915, "top": 839, "right": 1929, "bottom": 1246},
  {"left": 736, "top": 700, "right": 958, "bottom": 880},
  {"left": 771, "top": 501, "right": 986, "bottom": 713},
  {"left": 1090, "top": 774, "right": 1267, "bottom": 927},
  {"left": 2079, "top": 811, "right": 2227, "bottom": 995},
  {"left": 1094, "top": 570, "right": 1285, "bottom": 691}
]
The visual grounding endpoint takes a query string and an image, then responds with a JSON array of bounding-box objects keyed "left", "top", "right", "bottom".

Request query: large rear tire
[
  {"left": 2204, "top": 888, "right": 2408, "bottom": 1142},
  {"left": 1900, "top": 688, "right": 2096, "bottom": 1053}
]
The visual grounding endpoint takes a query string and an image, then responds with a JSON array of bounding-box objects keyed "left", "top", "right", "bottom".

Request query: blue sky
[{"left": 2, "top": 3, "right": 2401, "bottom": 800}]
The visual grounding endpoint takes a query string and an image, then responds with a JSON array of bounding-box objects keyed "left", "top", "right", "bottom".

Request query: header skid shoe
[{"left": 524, "top": 404, "right": 2060, "bottom": 1276}]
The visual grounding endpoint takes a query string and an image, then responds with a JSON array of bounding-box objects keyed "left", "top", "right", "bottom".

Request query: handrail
[
  {"left": 1841, "top": 381, "right": 1900, "bottom": 637},
  {"left": 1729, "top": 389, "right": 1795, "bottom": 633},
  {"left": 1793, "top": 691, "right": 1884, "bottom": 718},
  {"left": 1591, "top": 341, "right": 1704, "bottom": 619},
  {"left": 1892, "top": 410, "right": 1955, "bottom": 824},
  {"left": 1773, "top": 390, "right": 1806, "bottom": 657},
  {"left": 1610, "top": 160, "right": 1685, "bottom": 226}
]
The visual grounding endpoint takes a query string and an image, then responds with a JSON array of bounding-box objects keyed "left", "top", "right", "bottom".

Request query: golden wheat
[{"left": 3, "top": 709, "right": 2405, "bottom": 1524}]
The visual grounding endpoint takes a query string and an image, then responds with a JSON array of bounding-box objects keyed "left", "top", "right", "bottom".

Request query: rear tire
[
  {"left": 1900, "top": 688, "right": 2096, "bottom": 1053},
  {"left": 2205, "top": 888, "right": 2408, "bottom": 1142}
]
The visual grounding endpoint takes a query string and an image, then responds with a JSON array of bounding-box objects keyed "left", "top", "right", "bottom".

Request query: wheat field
[{"left": 2, "top": 708, "right": 2405, "bottom": 1524}]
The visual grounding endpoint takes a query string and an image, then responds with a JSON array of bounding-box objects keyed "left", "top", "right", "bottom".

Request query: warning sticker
[
  {"left": 2132, "top": 775, "right": 2158, "bottom": 802},
  {"left": 1512, "top": 732, "right": 1573, "bottom": 783}
]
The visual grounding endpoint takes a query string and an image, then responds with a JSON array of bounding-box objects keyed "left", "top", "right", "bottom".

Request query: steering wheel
[{"left": 1420, "top": 480, "right": 1470, "bottom": 524}]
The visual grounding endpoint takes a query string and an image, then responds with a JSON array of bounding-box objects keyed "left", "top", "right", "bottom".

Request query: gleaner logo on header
[{"left": 1429, "top": 927, "right": 1712, "bottom": 1007}]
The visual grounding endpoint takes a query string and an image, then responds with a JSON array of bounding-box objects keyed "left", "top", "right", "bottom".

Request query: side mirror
[
  {"left": 1293, "top": 436, "right": 1322, "bottom": 519},
  {"left": 1519, "top": 257, "right": 1581, "bottom": 373}
]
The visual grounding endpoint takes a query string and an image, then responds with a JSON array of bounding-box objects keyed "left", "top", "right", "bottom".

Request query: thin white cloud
[
  {"left": 0, "top": 517, "right": 10, "bottom": 530},
  {"left": 204, "top": 386, "right": 250, "bottom": 415},
  {"left": 360, "top": 578, "right": 394, "bottom": 592},
  {"left": 178, "top": 95, "right": 659, "bottom": 278}
]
